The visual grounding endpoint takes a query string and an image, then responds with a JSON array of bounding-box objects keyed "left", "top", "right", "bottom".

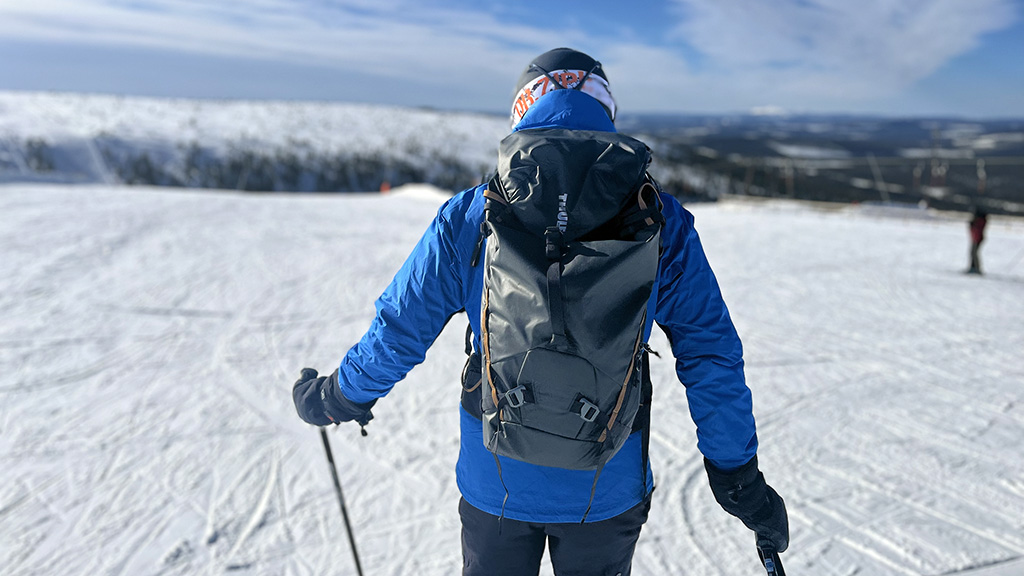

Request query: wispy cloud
[
  {"left": 664, "top": 0, "right": 1018, "bottom": 110},
  {"left": 0, "top": 0, "right": 1019, "bottom": 115},
  {"left": 0, "top": 1, "right": 552, "bottom": 82}
]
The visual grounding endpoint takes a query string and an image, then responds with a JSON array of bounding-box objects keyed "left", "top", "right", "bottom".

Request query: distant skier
[
  {"left": 291, "top": 48, "right": 788, "bottom": 575},
  {"left": 968, "top": 207, "right": 988, "bottom": 274}
]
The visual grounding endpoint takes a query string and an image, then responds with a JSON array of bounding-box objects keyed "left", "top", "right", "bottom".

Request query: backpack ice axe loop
[
  {"left": 504, "top": 385, "right": 527, "bottom": 408},
  {"left": 578, "top": 397, "right": 600, "bottom": 422}
]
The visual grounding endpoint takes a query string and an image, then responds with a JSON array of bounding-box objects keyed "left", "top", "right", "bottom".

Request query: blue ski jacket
[{"left": 336, "top": 89, "right": 757, "bottom": 523}]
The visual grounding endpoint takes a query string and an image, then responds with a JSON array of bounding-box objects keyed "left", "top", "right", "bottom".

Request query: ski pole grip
[{"left": 757, "top": 544, "right": 786, "bottom": 576}]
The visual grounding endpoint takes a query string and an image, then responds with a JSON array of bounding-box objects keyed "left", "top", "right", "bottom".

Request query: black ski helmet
[{"left": 512, "top": 47, "right": 616, "bottom": 124}]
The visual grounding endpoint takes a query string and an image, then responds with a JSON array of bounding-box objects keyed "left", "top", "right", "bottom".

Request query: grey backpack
[{"left": 473, "top": 127, "right": 663, "bottom": 474}]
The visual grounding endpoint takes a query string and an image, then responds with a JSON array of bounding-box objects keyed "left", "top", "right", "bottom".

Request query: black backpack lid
[{"left": 496, "top": 128, "right": 651, "bottom": 242}]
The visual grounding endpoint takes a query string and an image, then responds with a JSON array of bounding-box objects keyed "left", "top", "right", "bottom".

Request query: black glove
[
  {"left": 292, "top": 368, "right": 376, "bottom": 427},
  {"left": 705, "top": 455, "right": 789, "bottom": 553}
]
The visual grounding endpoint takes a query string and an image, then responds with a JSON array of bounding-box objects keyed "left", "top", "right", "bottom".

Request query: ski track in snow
[{"left": 1, "top": 184, "right": 1023, "bottom": 575}]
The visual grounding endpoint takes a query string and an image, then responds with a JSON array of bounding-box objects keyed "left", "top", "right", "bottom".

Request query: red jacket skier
[{"left": 968, "top": 208, "right": 987, "bottom": 274}]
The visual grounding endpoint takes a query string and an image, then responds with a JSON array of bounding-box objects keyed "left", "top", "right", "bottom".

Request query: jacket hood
[{"left": 513, "top": 90, "right": 616, "bottom": 134}]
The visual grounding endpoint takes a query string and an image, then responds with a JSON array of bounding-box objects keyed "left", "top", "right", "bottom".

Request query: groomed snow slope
[{"left": 1, "top": 184, "right": 1023, "bottom": 576}]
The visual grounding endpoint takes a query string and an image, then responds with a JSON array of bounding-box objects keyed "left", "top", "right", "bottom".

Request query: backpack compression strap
[{"left": 544, "top": 226, "right": 570, "bottom": 350}]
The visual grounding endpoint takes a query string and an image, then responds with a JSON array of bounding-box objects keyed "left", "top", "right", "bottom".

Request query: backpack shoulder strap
[
  {"left": 471, "top": 174, "right": 510, "bottom": 267},
  {"left": 619, "top": 174, "right": 665, "bottom": 237}
]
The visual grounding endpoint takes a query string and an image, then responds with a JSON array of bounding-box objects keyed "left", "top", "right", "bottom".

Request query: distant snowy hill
[
  {"left": 0, "top": 91, "right": 508, "bottom": 192},
  {"left": 5, "top": 91, "right": 1024, "bottom": 213},
  {"left": 0, "top": 91, "right": 730, "bottom": 203}
]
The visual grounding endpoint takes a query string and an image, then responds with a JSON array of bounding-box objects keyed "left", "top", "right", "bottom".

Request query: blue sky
[{"left": 1, "top": 0, "right": 1022, "bottom": 118}]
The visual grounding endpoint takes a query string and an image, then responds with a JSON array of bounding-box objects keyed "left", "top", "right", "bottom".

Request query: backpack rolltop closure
[{"left": 477, "top": 128, "right": 664, "bottom": 471}]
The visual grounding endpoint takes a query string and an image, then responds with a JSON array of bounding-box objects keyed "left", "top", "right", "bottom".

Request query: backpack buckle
[
  {"left": 578, "top": 398, "right": 600, "bottom": 422},
  {"left": 544, "top": 227, "right": 562, "bottom": 260},
  {"left": 505, "top": 385, "right": 527, "bottom": 408}
]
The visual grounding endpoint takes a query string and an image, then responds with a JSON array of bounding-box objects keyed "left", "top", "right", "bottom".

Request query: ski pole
[
  {"left": 320, "top": 427, "right": 366, "bottom": 576},
  {"left": 757, "top": 544, "right": 786, "bottom": 576}
]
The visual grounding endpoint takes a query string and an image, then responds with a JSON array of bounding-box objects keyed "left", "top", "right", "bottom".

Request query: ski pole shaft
[
  {"left": 757, "top": 544, "right": 786, "bottom": 576},
  {"left": 320, "top": 427, "right": 366, "bottom": 576}
]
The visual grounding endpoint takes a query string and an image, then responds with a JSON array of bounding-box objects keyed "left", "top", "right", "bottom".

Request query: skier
[
  {"left": 968, "top": 206, "right": 988, "bottom": 274},
  {"left": 292, "top": 48, "right": 789, "bottom": 575}
]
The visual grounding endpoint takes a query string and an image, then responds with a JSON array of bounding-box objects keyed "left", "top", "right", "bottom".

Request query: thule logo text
[{"left": 557, "top": 193, "right": 568, "bottom": 233}]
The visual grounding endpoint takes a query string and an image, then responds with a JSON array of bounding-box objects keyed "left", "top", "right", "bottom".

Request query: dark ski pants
[
  {"left": 970, "top": 241, "right": 983, "bottom": 273},
  {"left": 459, "top": 496, "right": 651, "bottom": 576}
]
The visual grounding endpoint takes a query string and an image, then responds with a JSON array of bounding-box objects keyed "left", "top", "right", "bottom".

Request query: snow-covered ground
[{"left": 1, "top": 184, "right": 1023, "bottom": 576}]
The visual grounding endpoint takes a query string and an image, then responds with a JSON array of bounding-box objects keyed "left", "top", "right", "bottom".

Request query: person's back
[
  {"left": 971, "top": 211, "right": 987, "bottom": 244},
  {"left": 291, "top": 47, "right": 789, "bottom": 576}
]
